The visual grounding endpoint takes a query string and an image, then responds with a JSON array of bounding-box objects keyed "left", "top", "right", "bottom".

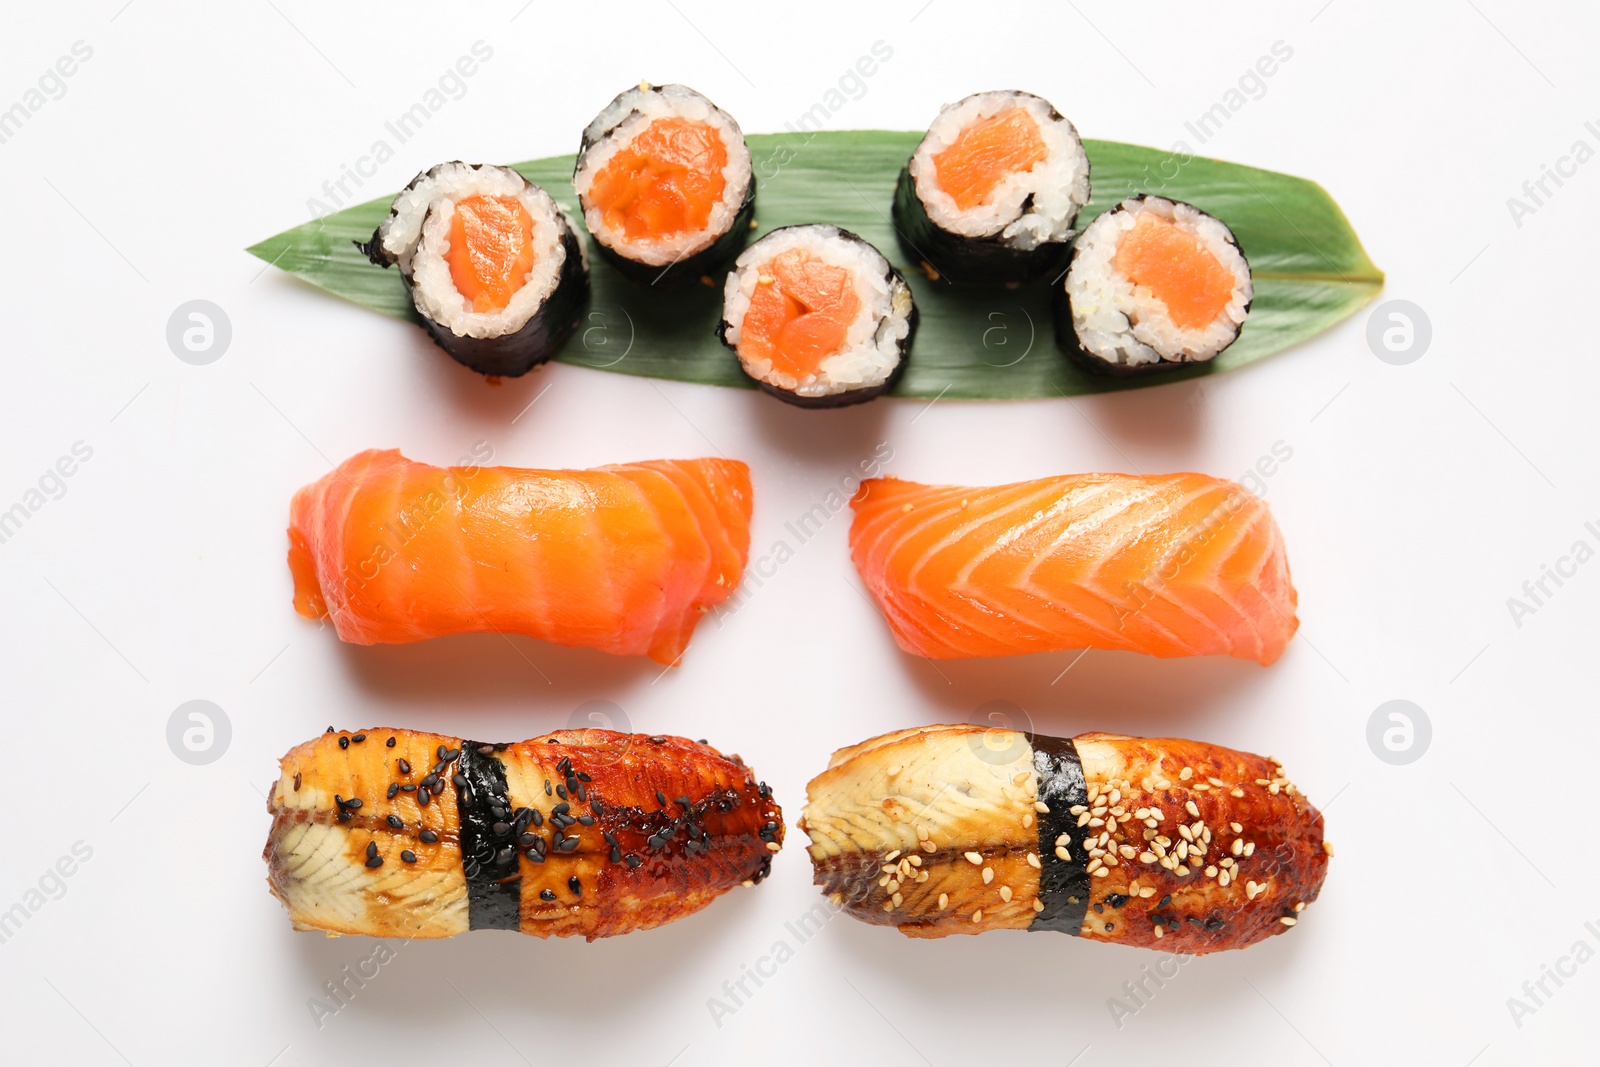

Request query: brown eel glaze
[
  {"left": 265, "top": 728, "right": 782, "bottom": 940},
  {"left": 801, "top": 725, "right": 1329, "bottom": 954}
]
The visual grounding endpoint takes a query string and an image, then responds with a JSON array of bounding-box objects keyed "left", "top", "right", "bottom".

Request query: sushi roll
[
  {"left": 1058, "top": 195, "right": 1253, "bottom": 375},
  {"left": 359, "top": 162, "right": 589, "bottom": 378},
  {"left": 574, "top": 82, "right": 755, "bottom": 288},
  {"left": 717, "top": 225, "right": 917, "bottom": 409},
  {"left": 894, "top": 91, "right": 1091, "bottom": 285}
]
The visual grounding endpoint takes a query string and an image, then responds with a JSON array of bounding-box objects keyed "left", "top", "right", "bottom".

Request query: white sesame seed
[
  {"left": 1185, "top": 800, "right": 1200, "bottom": 817},
  {"left": 1093, "top": 867, "right": 1110, "bottom": 878},
  {"left": 916, "top": 824, "right": 929, "bottom": 840},
  {"left": 1294, "top": 901, "right": 1306, "bottom": 912},
  {"left": 1026, "top": 852, "right": 1040, "bottom": 868},
  {"left": 1139, "top": 852, "right": 1157, "bottom": 864},
  {"left": 766, "top": 841, "right": 781, "bottom": 851},
  {"left": 1032, "top": 898, "right": 1044, "bottom": 913},
  {"left": 892, "top": 892, "right": 903, "bottom": 907},
  {"left": 1000, "top": 886, "right": 1013, "bottom": 902},
  {"left": 1279, "top": 916, "right": 1297, "bottom": 926},
  {"left": 1154, "top": 779, "right": 1172, "bottom": 790},
  {"left": 1322, "top": 840, "right": 1335, "bottom": 856},
  {"left": 964, "top": 851, "right": 983, "bottom": 865},
  {"left": 982, "top": 867, "right": 994, "bottom": 884},
  {"left": 909, "top": 855, "right": 922, "bottom": 867},
  {"left": 1154, "top": 925, "right": 1165, "bottom": 938},
  {"left": 1230, "top": 788, "right": 1245, "bottom": 798},
  {"left": 1244, "top": 842, "right": 1256, "bottom": 857},
  {"left": 938, "top": 893, "right": 948, "bottom": 909},
  {"left": 972, "top": 910, "right": 983, "bottom": 922},
  {"left": 1055, "top": 846, "right": 1071, "bottom": 862},
  {"left": 885, "top": 850, "right": 901, "bottom": 862},
  {"left": 920, "top": 840, "right": 936, "bottom": 853},
  {"left": 1230, "top": 822, "right": 1243, "bottom": 833},
  {"left": 1022, "top": 813, "right": 1034, "bottom": 828},
  {"left": 1140, "top": 886, "right": 1156, "bottom": 898},
  {"left": 1179, "top": 768, "right": 1193, "bottom": 781}
]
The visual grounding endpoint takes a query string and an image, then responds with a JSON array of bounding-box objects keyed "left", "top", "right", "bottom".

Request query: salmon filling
[
  {"left": 1112, "top": 214, "right": 1237, "bottom": 330},
  {"left": 738, "top": 249, "right": 862, "bottom": 378},
  {"left": 587, "top": 118, "right": 728, "bottom": 242},
  {"left": 446, "top": 195, "right": 537, "bottom": 313},
  {"left": 932, "top": 106, "right": 1049, "bottom": 212}
]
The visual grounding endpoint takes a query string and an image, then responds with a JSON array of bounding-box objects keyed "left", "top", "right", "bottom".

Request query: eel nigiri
[
  {"left": 265, "top": 727, "right": 783, "bottom": 940},
  {"left": 848, "top": 472, "right": 1297, "bottom": 665},
  {"left": 288, "top": 449, "right": 752, "bottom": 664},
  {"left": 801, "top": 724, "right": 1329, "bottom": 953}
]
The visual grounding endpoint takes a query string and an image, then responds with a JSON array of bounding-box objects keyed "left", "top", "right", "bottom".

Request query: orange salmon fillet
[
  {"left": 848, "top": 473, "right": 1297, "bottom": 665},
  {"left": 288, "top": 450, "right": 752, "bottom": 664}
]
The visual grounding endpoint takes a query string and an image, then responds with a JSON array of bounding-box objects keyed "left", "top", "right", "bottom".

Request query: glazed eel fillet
[
  {"left": 265, "top": 728, "right": 783, "bottom": 940},
  {"left": 801, "top": 725, "right": 1329, "bottom": 953}
]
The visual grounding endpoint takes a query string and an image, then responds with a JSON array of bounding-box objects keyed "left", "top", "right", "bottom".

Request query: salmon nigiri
[
  {"left": 848, "top": 472, "right": 1297, "bottom": 665},
  {"left": 288, "top": 450, "right": 752, "bottom": 664}
]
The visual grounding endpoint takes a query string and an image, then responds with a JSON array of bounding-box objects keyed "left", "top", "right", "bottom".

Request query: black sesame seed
[
  {"left": 525, "top": 849, "right": 545, "bottom": 863},
  {"left": 1107, "top": 894, "right": 1129, "bottom": 909},
  {"left": 400, "top": 850, "right": 416, "bottom": 863},
  {"left": 624, "top": 854, "right": 642, "bottom": 868},
  {"left": 397, "top": 758, "right": 411, "bottom": 775},
  {"left": 1093, "top": 903, "right": 1103, "bottom": 914},
  {"left": 352, "top": 734, "right": 365, "bottom": 743},
  {"left": 553, "top": 802, "right": 570, "bottom": 815},
  {"left": 387, "top": 815, "right": 403, "bottom": 829},
  {"left": 1104, "top": 922, "right": 1114, "bottom": 932},
  {"left": 559, "top": 837, "right": 580, "bottom": 852},
  {"left": 577, "top": 772, "right": 592, "bottom": 782},
  {"left": 496, "top": 847, "right": 515, "bottom": 866},
  {"left": 419, "top": 830, "right": 438, "bottom": 844},
  {"left": 544, "top": 780, "right": 552, "bottom": 796},
  {"left": 529, "top": 809, "right": 544, "bottom": 827},
  {"left": 337, "top": 810, "right": 351, "bottom": 823},
  {"left": 1159, "top": 895, "right": 1172, "bottom": 909},
  {"left": 577, "top": 815, "right": 594, "bottom": 826},
  {"left": 437, "top": 745, "right": 448, "bottom": 760},
  {"left": 649, "top": 736, "right": 665, "bottom": 744},
  {"left": 540, "top": 889, "right": 556, "bottom": 901},
  {"left": 386, "top": 783, "right": 399, "bottom": 800},
  {"left": 418, "top": 789, "right": 431, "bottom": 807},
  {"left": 556, "top": 785, "right": 568, "bottom": 800},
  {"left": 676, "top": 796, "right": 691, "bottom": 810},
  {"left": 519, "top": 832, "right": 537, "bottom": 848},
  {"left": 385, "top": 737, "right": 396, "bottom": 748},
  {"left": 656, "top": 791, "right": 667, "bottom": 807},
  {"left": 445, "top": 748, "right": 460, "bottom": 762},
  {"left": 338, "top": 736, "right": 349, "bottom": 749},
  {"left": 758, "top": 782, "right": 771, "bottom": 799},
  {"left": 344, "top": 797, "right": 363, "bottom": 810},
  {"left": 568, "top": 876, "right": 581, "bottom": 896},
  {"left": 452, "top": 774, "right": 468, "bottom": 790},
  {"left": 492, "top": 822, "right": 510, "bottom": 836},
  {"left": 326, "top": 726, "right": 334, "bottom": 734},
  {"left": 1206, "top": 919, "right": 1225, "bottom": 931},
  {"left": 292, "top": 772, "right": 301, "bottom": 791},
  {"left": 420, "top": 773, "right": 438, "bottom": 789},
  {"left": 400, "top": 784, "right": 416, "bottom": 792},
  {"left": 575, "top": 783, "right": 587, "bottom": 802},
  {"left": 366, "top": 855, "right": 383, "bottom": 868},
  {"left": 477, "top": 744, "right": 494, "bottom": 756},
  {"left": 610, "top": 847, "right": 622, "bottom": 863},
  {"left": 366, "top": 841, "right": 378, "bottom": 859}
]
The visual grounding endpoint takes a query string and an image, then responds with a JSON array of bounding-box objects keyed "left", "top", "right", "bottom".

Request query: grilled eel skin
[
  {"left": 801, "top": 725, "right": 1329, "bottom": 953},
  {"left": 265, "top": 728, "right": 782, "bottom": 940}
]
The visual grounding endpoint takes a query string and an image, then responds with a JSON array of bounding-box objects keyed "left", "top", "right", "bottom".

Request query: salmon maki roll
[
  {"left": 265, "top": 727, "right": 783, "bottom": 940},
  {"left": 288, "top": 449, "right": 752, "bottom": 665},
  {"left": 359, "top": 162, "right": 589, "bottom": 377},
  {"left": 848, "top": 472, "right": 1297, "bottom": 665},
  {"left": 894, "top": 90, "right": 1091, "bottom": 284},
  {"left": 718, "top": 225, "right": 917, "bottom": 408},
  {"left": 1059, "top": 195, "right": 1253, "bottom": 374},
  {"left": 574, "top": 82, "right": 754, "bottom": 288}
]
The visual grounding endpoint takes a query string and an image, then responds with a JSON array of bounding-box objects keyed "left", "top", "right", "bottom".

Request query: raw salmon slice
[
  {"left": 288, "top": 450, "right": 752, "bottom": 665},
  {"left": 446, "top": 194, "right": 537, "bottom": 313},
  {"left": 1112, "top": 213, "right": 1238, "bottom": 330},
  {"left": 737, "top": 248, "right": 863, "bottom": 378},
  {"left": 932, "top": 105, "right": 1048, "bottom": 211},
  {"left": 848, "top": 472, "right": 1298, "bottom": 665},
  {"left": 586, "top": 117, "right": 728, "bottom": 242}
]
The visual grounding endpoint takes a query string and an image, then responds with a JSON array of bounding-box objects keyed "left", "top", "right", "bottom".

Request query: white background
[{"left": 1, "top": 2, "right": 1594, "bottom": 1064}]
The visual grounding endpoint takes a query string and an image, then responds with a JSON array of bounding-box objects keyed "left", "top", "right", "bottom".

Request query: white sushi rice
[
  {"left": 574, "top": 83, "right": 752, "bottom": 268},
  {"left": 722, "top": 226, "right": 912, "bottom": 399},
  {"left": 1066, "top": 196, "right": 1252, "bottom": 368},
  {"left": 909, "top": 90, "right": 1090, "bottom": 250},
  {"left": 408, "top": 176, "right": 570, "bottom": 340},
  {"left": 374, "top": 161, "right": 522, "bottom": 277}
]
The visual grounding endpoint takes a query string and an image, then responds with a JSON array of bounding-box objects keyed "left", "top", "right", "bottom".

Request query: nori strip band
[
  {"left": 455, "top": 741, "right": 521, "bottom": 931},
  {"left": 1029, "top": 732, "right": 1091, "bottom": 935},
  {"left": 892, "top": 165, "right": 1072, "bottom": 286},
  {"left": 406, "top": 221, "right": 590, "bottom": 378}
]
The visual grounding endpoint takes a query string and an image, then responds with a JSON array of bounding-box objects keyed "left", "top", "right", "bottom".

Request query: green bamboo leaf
[{"left": 246, "top": 131, "right": 1382, "bottom": 399}]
